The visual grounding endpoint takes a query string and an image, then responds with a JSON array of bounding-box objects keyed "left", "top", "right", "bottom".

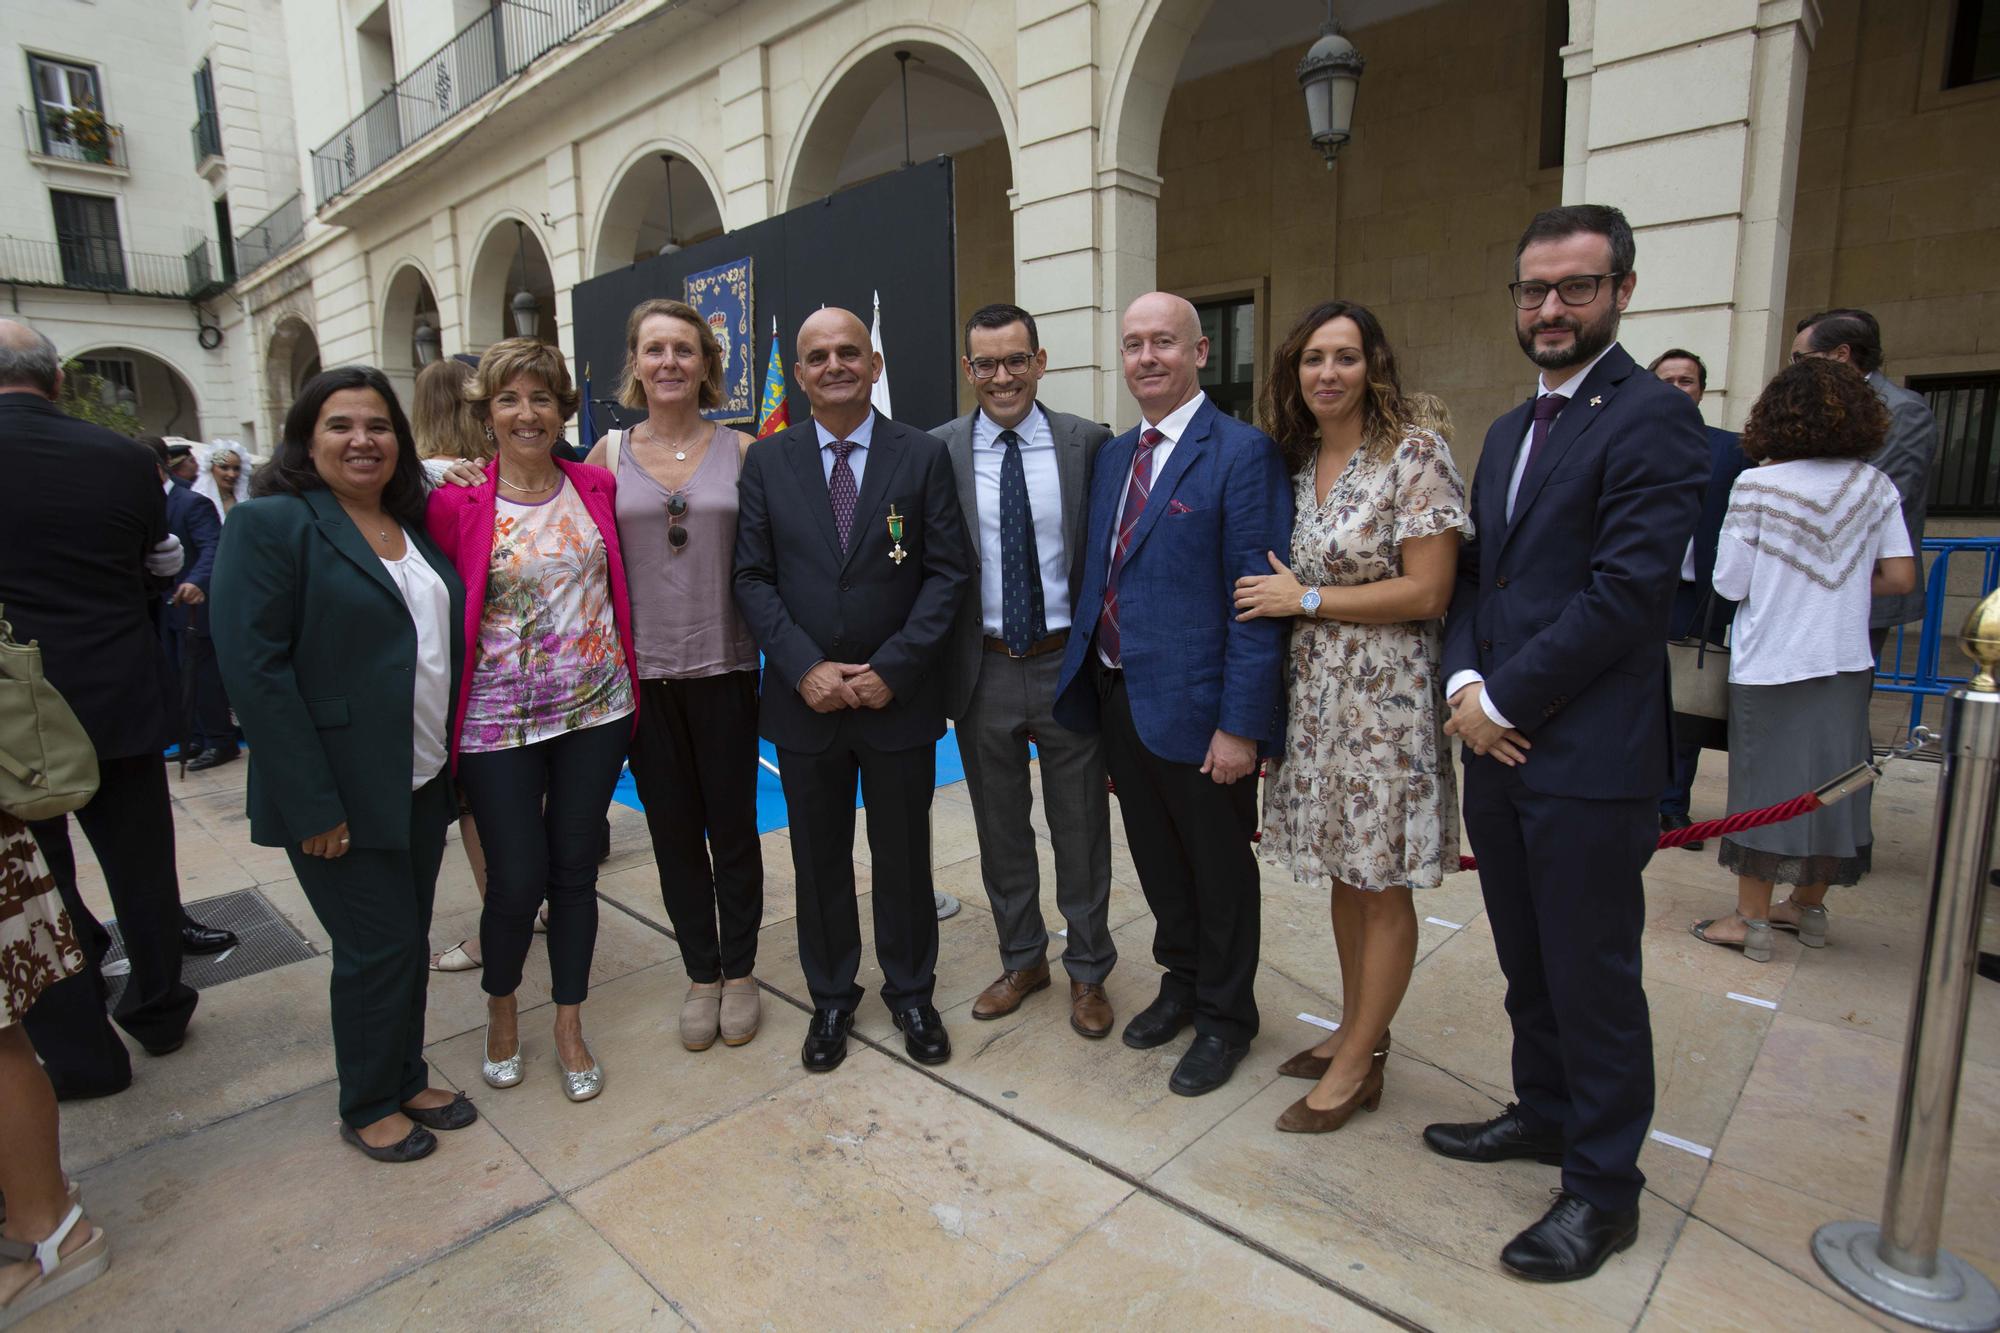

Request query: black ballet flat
[
  {"left": 339, "top": 1120, "right": 438, "bottom": 1163},
  {"left": 401, "top": 1091, "right": 477, "bottom": 1131}
]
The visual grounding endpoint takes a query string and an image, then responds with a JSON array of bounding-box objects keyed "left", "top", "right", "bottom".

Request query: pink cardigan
[{"left": 423, "top": 456, "right": 640, "bottom": 765}]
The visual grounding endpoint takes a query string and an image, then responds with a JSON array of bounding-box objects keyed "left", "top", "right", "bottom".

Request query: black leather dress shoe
[
  {"left": 1121, "top": 994, "right": 1192, "bottom": 1050},
  {"left": 181, "top": 918, "right": 239, "bottom": 955},
  {"left": 1422, "top": 1104, "right": 1565, "bottom": 1164},
  {"left": 1169, "top": 1033, "right": 1250, "bottom": 1096},
  {"left": 892, "top": 1004, "right": 951, "bottom": 1065},
  {"left": 186, "top": 746, "right": 239, "bottom": 773},
  {"left": 1500, "top": 1190, "right": 1639, "bottom": 1281},
  {"left": 801, "top": 1008, "right": 854, "bottom": 1072},
  {"left": 1661, "top": 812, "right": 1704, "bottom": 851}
]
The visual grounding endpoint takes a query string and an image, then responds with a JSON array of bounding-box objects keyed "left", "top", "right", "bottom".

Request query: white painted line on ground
[
  {"left": 1425, "top": 916, "right": 1465, "bottom": 930},
  {"left": 1726, "top": 992, "right": 1779, "bottom": 1010},
  {"left": 1297, "top": 1012, "right": 1340, "bottom": 1033},
  {"left": 1649, "top": 1130, "right": 1714, "bottom": 1160}
]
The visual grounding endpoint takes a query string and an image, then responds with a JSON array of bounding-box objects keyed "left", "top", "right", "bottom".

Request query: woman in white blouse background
[{"left": 1690, "top": 358, "right": 1915, "bottom": 963}]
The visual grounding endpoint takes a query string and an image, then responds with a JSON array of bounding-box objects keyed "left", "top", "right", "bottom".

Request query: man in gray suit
[
  {"left": 1792, "top": 308, "right": 1942, "bottom": 652},
  {"left": 934, "top": 303, "right": 1117, "bottom": 1038}
]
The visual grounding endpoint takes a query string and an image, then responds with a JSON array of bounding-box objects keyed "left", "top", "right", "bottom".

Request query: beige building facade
[{"left": 6, "top": 0, "right": 1997, "bottom": 526}]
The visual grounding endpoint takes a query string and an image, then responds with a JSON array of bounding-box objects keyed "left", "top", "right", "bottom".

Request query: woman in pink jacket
[{"left": 425, "top": 338, "right": 638, "bottom": 1104}]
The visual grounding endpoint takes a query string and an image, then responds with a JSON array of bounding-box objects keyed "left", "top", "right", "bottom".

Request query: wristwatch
[{"left": 1299, "top": 586, "right": 1322, "bottom": 619}]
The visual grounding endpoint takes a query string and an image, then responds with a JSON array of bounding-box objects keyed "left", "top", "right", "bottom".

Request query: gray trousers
[{"left": 956, "top": 647, "right": 1115, "bottom": 983}]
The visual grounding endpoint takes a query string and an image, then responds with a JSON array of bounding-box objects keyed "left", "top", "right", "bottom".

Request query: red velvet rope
[{"left": 1454, "top": 790, "right": 1825, "bottom": 873}]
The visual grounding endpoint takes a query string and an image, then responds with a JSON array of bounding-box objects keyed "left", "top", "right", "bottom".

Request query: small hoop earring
[{"left": 483, "top": 424, "right": 495, "bottom": 441}]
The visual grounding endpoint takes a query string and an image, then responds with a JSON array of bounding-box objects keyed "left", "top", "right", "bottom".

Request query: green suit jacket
[{"left": 211, "top": 488, "right": 465, "bottom": 849}]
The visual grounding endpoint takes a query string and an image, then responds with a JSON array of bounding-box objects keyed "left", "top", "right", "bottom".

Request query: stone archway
[
  {"left": 68, "top": 345, "right": 201, "bottom": 437},
  {"left": 379, "top": 261, "right": 440, "bottom": 407},
  {"left": 463, "top": 214, "right": 558, "bottom": 350},
  {"left": 590, "top": 142, "right": 726, "bottom": 276},
  {"left": 265, "top": 315, "right": 321, "bottom": 417},
  {"left": 782, "top": 34, "right": 1017, "bottom": 413}
]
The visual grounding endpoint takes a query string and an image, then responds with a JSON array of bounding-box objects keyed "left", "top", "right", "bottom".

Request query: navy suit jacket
[
  {"left": 1669, "top": 425, "right": 1753, "bottom": 643},
  {"left": 1441, "top": 344, "right": 1707, "bottom": 800},
  {"left": 1053, "top": 396, "right": 1292, "bottom": 765},
  {"left": 162, "top": 483, "right": 222, "bottom": 632}
]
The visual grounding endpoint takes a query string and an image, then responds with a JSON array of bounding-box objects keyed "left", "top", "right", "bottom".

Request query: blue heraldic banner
[{"left": 683, "top": 258, "right": 755, "bottom": 424}]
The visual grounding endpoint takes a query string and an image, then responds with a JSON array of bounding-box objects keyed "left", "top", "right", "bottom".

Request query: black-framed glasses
[
  {"left": 1508, "top": 272, "right": 1624, "bottom": 310},
  {"left": 666, "top": 491, "right": 688, "bottom": 551},
  {"left": 968, "top": 352, "right": 1034, "bottom": 379}
]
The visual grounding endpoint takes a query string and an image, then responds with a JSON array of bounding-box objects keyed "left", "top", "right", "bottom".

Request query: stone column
[
  {"left": 720, "top": 46, "right": 775, "bottom": 229},
  {"left": 430, "top": 208, "right": 464, "bottom": 356},
  {"left": 546, "top": 145, "right": 587, "bottom": 356},
  {"left": 1563, "top": 0, "right": 1820, "bottom": 429}
]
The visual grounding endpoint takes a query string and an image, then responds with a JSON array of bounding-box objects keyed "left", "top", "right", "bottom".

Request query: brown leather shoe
[
  {"left": 1069, "top": 981, "right": 1114, "bottom": 1039},
  {"left": 1275, "top": 1027, "right": 1391, "bottom": 1081},
  {"left": 971, "top": 960, "right": 1051, "bottom": 1020}
]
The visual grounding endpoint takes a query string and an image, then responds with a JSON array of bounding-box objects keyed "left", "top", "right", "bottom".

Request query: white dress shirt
[
  {"left": 1099, "top": 391, "right": 1208, "bottom": 666},
  {"left": 814, "top": 410, "right": 876, "bottom": 492},
  {"left": 378, "top": 539, "right": 453, "bottom": 789},
  {"left": 1447, "top": 343, "right": 1618, "bottom": 729},
  {"left": 972, "top": 404, "right": 1070, "bottom": 636}
]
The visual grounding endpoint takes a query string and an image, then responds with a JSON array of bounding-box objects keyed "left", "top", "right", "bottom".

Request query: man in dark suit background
[
  {"left": 934, "top": 303, "right": 1116, "bottom": 1039},
  {"left": 1647, "top": 350, "right": 1752, "bottom": 849},
  {"left": 1430, "top": 207, "right": 1706, "bottom": 1280},
  {"left": 1052, "top": 291, "right": 1291, "bottom": 1098},
  {"left": 734, "top": 307, "right": 972, "bottom": 1073},
  {"left": 0, "top": 319, "right": 199, "bottom": 1098},
  {"left": 1790, "top": 308, "right": 1942, "bottom": 656}
]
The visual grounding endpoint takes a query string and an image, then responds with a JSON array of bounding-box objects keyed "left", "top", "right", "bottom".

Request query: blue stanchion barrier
[{"left": 1875, "top": 537, "right": 2000, "bottom": 732}]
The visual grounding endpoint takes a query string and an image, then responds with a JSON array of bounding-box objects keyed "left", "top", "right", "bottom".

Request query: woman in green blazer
[{"left": 212, "top": 365, "right": 474, "bottom": 1164}]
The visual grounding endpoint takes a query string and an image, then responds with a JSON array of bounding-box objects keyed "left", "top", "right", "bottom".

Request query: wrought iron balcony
[
  {"left": 0, "top": 234, "right": 218, "bottom": 300},
  {"left": 233, "top": 192, "right": 306, "bottom": 275},
  {"left": 310, "top": 0, "right": 625, "bottom": 207},
  {"left": 22, "top": 105, "right": 127, "bottom": 169}
]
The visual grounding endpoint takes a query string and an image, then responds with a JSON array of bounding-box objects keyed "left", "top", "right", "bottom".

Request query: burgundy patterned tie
[
  {"left": 1096, "top": 428, "right": 1162, "bottom": 668},
  {"left": 828, "top": 441, "right": 859, "bottom": 552},
  {"left": 1510, "top": 394, "right": 1567, "bottom": 521}
]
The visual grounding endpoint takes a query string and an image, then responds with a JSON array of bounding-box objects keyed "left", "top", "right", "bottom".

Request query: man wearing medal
[
  {"left": 734, "top": 307, "right": 973, "bottom": 1073},
  {"left": 933, "top": 303, "right": 1118, "bottom": 1040}
]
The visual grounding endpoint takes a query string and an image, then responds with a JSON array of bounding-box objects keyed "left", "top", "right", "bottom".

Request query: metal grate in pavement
[{"left": 103, "top": 887, "right": 319, "bottom": 1008}]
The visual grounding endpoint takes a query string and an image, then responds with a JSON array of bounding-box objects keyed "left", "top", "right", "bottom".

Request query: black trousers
[
  {"left": 1094, "top": 665, "right": 1260, "bottom": 1043},
  {"left": 459, "top": 716, "right": 630, "bottom": 1005},
  {"left": 183, "top": 620, "right": 238, "bottom": 750},
  {"left": 777, "top": 720, "right": 938, "bottom": 1014},
  {"left": 24, "top": 755, "right": 196, "bottom": 1088},
  {"left": 1463, "top": 756, "right": 1656, "bottom": 1213},
  {"left": 627, "top": 672, "right": 764, "bottom": 983},
  {"left": 1658, "top": 734, "right": 1703, "bottom": 819},
  {"left": 289, "top": 775, "right": 452, "bottom": 1128}
]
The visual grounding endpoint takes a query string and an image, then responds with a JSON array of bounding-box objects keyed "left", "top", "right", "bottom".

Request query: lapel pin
[
  {"left": 1589, "top": 395, "right": 1603, "bottom": 407},
  {"left": 886, "top": 504, "right": 907, "bottom": 565}
]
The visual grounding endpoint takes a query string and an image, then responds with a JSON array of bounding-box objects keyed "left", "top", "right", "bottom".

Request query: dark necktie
[
  {"left": 828, "top": 441, "right": 858, "bottom": 552},
  {"left": 1512, "top": 393, "right": 1567, "bottom": 520},
  {"left": 997, "top": 428, "right": 1048, "bottom": 655},
  {"left": 1096, "top": 428, "right": 1162, "bottom": 667}
]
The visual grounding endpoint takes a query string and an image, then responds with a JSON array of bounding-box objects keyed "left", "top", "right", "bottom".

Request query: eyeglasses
[
  {"left": 968, "top": 353, "right": 1034, "bottom": 380},
  {"left": 1507, "top": 272, "right": 1624, "bottom": 310},
  {"left": 666, "top": 491, "right": 688, "bottom": 551}
]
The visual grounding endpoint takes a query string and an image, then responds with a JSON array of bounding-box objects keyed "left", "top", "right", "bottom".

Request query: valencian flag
[
  {"left": 755, "top": 317, "right": 788, "bottom": 438},
  {"left": 576, "top": 363, "right": 596, "bottom": 451}
]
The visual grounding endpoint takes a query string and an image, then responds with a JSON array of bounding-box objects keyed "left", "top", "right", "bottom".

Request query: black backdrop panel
[{"left": 571, "top": 157, "right": 959, "bottom": 437}]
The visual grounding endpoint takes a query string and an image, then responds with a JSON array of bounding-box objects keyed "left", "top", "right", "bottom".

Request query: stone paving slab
[{"left": 21, "top": 742, "right": 2000, "bottom": 1332}]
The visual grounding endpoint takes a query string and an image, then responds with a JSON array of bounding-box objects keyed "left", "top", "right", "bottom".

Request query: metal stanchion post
[{"left": 1814, "top": 591, "right": 2000, "bottom": 1332}]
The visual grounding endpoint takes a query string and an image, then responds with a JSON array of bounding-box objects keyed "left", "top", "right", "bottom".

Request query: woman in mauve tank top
[{"left": 585, "top": 299, "right": 766, "bottom": 1052}]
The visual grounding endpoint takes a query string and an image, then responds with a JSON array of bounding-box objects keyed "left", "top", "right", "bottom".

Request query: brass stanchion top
[{"left": 1963, "top": 588, "right": 2000, "bottom": 693}]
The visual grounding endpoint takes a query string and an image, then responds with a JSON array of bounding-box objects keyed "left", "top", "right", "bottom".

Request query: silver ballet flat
[
  {"left": 482, "top": 1028, "right": 523, "bottom": 1089},
  {"left": 562, "top": 1060, "right": 603, "bottom": 1103}
]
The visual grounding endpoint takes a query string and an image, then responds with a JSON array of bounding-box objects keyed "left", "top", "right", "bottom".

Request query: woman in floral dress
[
  {"left": 1235, "top": 300, "right": 1470, "bottom": 1134},
  {"left": 1, "top": 812, "right": 109, "bottom": 1320}
]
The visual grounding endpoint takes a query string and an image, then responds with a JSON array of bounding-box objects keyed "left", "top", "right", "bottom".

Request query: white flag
[{"left": 869, "top": 289, "right": 893, "bottom": 418}]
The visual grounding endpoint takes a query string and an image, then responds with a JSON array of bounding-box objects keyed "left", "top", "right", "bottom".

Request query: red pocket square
[{"left": 1166, "top": 499, "right": 1194, "bottom": 515}]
